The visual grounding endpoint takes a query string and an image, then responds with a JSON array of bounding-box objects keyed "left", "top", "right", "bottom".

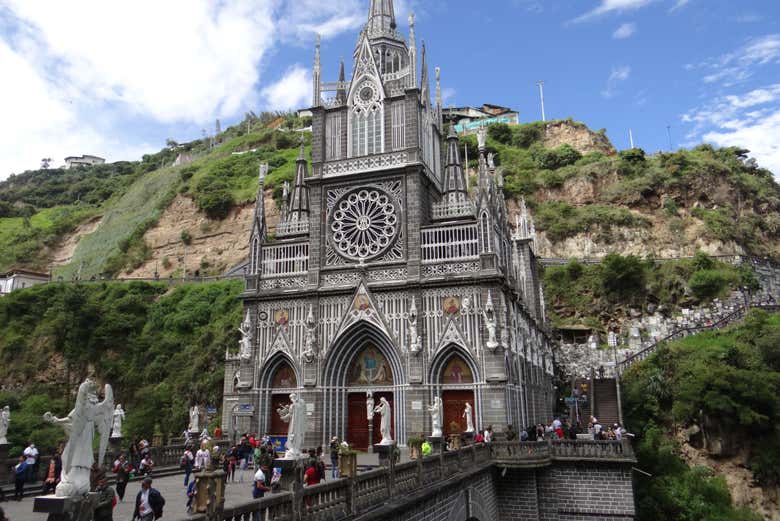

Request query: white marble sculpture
[
  {"left": 427, "top": 397, "right": 442, "bottom": 438},
  {"left": 374, "top": 397, "right": 393, "bottom": 445},
  {"left": 463, "top": 403, "right": 475, "bottom": 433},
  {"left": 189, "top": 405, "right": 200, "bottom": 433},
  {"left": 483, "top": 291, "right": 499, "bottom": 351},
  {"left": 366, "top": 391, "right": 374, "bottom": 422},
  {"left": 200, "top": 427, "right": 210, "bottom": 442},
  {"left": 238, "top": 310, "right": 253, "bottom": 360},
  {"left": 277, "top": 393, "right": 306, "bottom": 459},
  {"left": 408, "top": 297, "right": 421, "bottom": 355},
  {"left": 110, "top": 404, "right": 125, "bottom": 439},
  {"left": 303, "top": 304, "right": 317, "bottom": 363},
  {"left": 0, "top": 405, "right": 9, "bottom": 445},
  {"left": 44, "top": 378, "right": 113, "bottom": 497}
]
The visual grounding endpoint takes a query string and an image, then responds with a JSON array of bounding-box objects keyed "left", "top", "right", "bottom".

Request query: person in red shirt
[{"left": 303, "top": 462, "right": 321, "bottom": 487}]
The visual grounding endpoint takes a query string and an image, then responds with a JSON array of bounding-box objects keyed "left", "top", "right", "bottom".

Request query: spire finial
[
  {"left": 312, "top": 34, "right": 322, "bottom": 107},
  {"left": 298, "top": 135, "right": 306, "bottom": 160}
]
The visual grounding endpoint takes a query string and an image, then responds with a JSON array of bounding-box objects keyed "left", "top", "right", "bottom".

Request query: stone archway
[
  {"left": 447, "top": 487, "right": 491, "bottom": 521},
  {"left": 430, "top": 345, "right": 481, "bottom": 438},
  {"left": 257, "top": 353, "right": 300, "bottom": 437}
]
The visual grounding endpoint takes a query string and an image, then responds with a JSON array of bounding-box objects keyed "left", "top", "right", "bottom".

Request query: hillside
[{"left": 1, "top": 117, "right": 777, "bottom": 282}]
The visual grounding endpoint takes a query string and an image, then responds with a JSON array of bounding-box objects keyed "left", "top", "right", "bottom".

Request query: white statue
[
  {"left": 463, "top": 403, "right": 474, "bottom": 433},
  {"left": 303, "top": 304, "right": 317, "bottom": 363},
  {"left": 44, "top": 378, "right": 113, "bottom": 497},
  {"left": 373, "top": 397, "right": 393, "bottom": 445},
  {"left": 366, "top": 391, "right": 374, "bottom": 422},
  {"left": 427, "top": 397, "right": 442, "bottom": 438},
  {"left": 239, "top": 310, "right": 253, "bottom": 360},
  {"left": 0, "top": 406, "right": 9, "bottom": 445},
  {"left": 277, "top": 392, "right": 306, "bottom": 459},
  {"left": 408, "top": 298, "right": 421, "bottom": 355},
  {"left": 487, "top": 152, "right": 495, "bottom": 170},
  {"left": 200, "top": 427, "right": 210, "bottom": 442},
  {"left": 483, "top": 291, "right": 499, "bottom": 351},
  {"left": 189, "top": 405, "right": 200, "bottom": 433},
  {"left": 110, "top": 404, "right": 125, "bottom": 439}
]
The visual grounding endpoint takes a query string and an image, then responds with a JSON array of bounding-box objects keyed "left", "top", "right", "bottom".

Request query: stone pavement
[{"left": 0, "top": 450, "right": 407, "bottom": 521}]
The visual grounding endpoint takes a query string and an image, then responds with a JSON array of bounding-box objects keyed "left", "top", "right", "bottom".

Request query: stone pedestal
[
  {"left": 427, "top": 436, "right": 444, "bottom": 455},
  {"left": 194, "top": 468, "right": 226, "bottom": 519},
  {"left": 33, "top": 493, "right": 98, "bottom": 521},
  {"left": 338, "top": 452, "right": 357, "bottom": 478},
  {"left": 374, "top": 442, "right": 396, "bottom": 468},
  {"left": 463, "top": 431, "right": 475, "bottom": 445},
  {"left": 0, "top": 443, "right": 9, "bottom": 484},
  {"left": 273, "top": 458, "right": 303, "bottom": 492},
  {"left": 367, "top": 419, "right": 374, "bottom": 453}
]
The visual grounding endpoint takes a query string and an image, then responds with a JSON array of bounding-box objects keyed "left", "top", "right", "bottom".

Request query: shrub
[
  {"left": 181, "top": 230, "right": 192, "bottom": 245},
  {"left": 601, "top": 253, "right": 646, "bottom": 300},
  {"left": 511, "top": 122, "right": 545, "bottom": 149},
  {"left": 487, "top": 123, "right": 513, "bottom": 145},
  {"left": 530, "top": 144, "right": 582, "bottom": 170},
  {"left": 196, "top": 190, "right": 234, "bottom": 220},
  {"left": 688, "top": 269, "right": 734, "bottom": 300}
]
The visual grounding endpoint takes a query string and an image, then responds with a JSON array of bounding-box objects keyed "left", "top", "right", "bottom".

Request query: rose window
[{"left": 330, "top": 189, "right": 399, "bottom": 261}]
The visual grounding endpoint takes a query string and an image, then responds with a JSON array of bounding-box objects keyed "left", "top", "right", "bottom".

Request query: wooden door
[
  {"left": 269, "top": 394, "right": 290, "bottom": 435},
  {"left": 347, "top": 392, "right": 394, "bottom": 451},
  {"left": 442, "top": 390, "right": 475, "bottom": 438}
]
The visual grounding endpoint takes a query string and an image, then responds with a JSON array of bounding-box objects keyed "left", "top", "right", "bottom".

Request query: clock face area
[
  {"left": 355, "top": 81, "right": 378, "bottom": 107},
  {"left": 329, "top": 188, "right": 400, "bottom": 262}
]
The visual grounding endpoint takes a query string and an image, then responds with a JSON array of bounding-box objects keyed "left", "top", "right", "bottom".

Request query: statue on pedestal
[
  {"left": 110, "top": 404, "right": 125, "bottom": 439},
  {"left": 373, "top": 397, "right": 393, "bottom": 445},
  {"left": 277, "top": 393, "right": 306, "bottom": 459},
  {"left": 0, "top": 405, "right": 9, "bottom": 444},
  {"left": 303, "top": 304, "right": 317, "bottom": 363},
  {"left": 408, "top": 297, "right": 421, "bottom": 355},
  {"left": 483, "top": 291, "right": 499, "bottom": 351},
  {"left": 238, "top": 310, "right": 253, "bottom": 361},
  {"left": 366, "top": 391, "right": 374, "bottom": 422},
  {"left": 463, "top": 403, "right": 474, "bottom": 433},
  {"left": 44, "top": 378, "right": 114, "bottom": 497},
  {"left": 427, "top": 397, "right": 442, "bottom": 438},
  {"left": 189, "top": 405, "right": 200, "bottom": 433}
]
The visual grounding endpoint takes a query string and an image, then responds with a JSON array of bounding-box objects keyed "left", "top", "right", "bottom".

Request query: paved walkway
[{"left": 1, "top": 451, "right": 408, "bottom": 521}]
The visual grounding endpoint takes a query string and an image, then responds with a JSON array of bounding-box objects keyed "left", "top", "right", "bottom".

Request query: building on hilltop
[
  {"left": 443, "top": 104, "right": 520, "bottom": 135},
  {"left": 0, "top": 269, "right": 49, "bottom": 296},
  {"left": 64, "top": 155, "right": 105, "bottom": 169},
  {"left": 222, "top": 0, "right": 553, "bottom": 449}
]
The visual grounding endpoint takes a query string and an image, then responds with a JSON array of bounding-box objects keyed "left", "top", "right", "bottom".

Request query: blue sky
[{"left": 1, "top": 0, "right": 779, "bottom": 179}]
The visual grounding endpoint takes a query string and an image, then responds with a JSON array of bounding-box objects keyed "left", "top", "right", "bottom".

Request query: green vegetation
[
  {"left": 0, "top": 280, "right": 243, "bottom": 454},
  {"left": 622, "top": 311, "right": 780, "bottom": 520},
  {"left": 533, "top": 202, "right": 649, "bottom": 242},
  {"left": 542, "top": 252, "right": 754, "bottom": 328}
]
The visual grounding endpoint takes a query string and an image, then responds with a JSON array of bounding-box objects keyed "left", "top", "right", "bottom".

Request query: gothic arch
[
  {"left": 430, "top": 344, "right": 481, "bottom": 385},
  {"left": 323, "top": 320, "right": 405, "bottom": 387},
  {"left": 258, "top": 351, "right": 300, "bottom": 390},
  {"left": 446, "top": 487, "right": 491, "bottom": 521}
]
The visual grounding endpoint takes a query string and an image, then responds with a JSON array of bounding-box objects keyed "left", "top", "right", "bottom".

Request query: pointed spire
[
  {"left": 420, "top": 41, "right": 429, "bottom": 106},
  {"left": 367, "top": 0, "right": 396, "bottom": 37},
  {"left": 288, "top": 137, "right": 310, "bottom": 222},
  {"left": 252, "top": 163, "right": 268, "bottom": 240},
  {"left": 443, "top": 125, "right": 468, "bottom": 204},
  {"left": 408, "top": 13, "right": 417, "bottom": 88},
  {"left": 477, "top": 125, "right": 489, "bottom": 193},
  {"left": 281, "top": 181, "right": 290, "bottom": 221},
  {"left": 435, "top": 66, "right": 443, "bottom": 127},
  {"left": 336, "top": 58, "right": 347, "bottom": 103},
  {"left": 313, "top": 34, "right": 321, "bottom": 107}
]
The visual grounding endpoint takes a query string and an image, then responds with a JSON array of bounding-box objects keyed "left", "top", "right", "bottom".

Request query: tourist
[
  {"left": 139, "top": 454, "right": 155, "bottom": 476},
  {"left": 252, "top": 464, "right": 271, "bottom": 521},
  {"left": 520, "top": 427, "right": 529, "bottom": 442},
  {"left": 421, "top": 440, "right": 432, "bottom": 457},
  {"left": 592, "top": 418, "right": 603, "bottom": 440},
  {"left": 303, "top": 460, "right": 321, "bottom": 487},
  {"left": 613, "top": 424, "right": 623, "bottom": 441},
  {"left": 259, "top": 447, "right": 274, "bottom": 473},
  {"left": 227, "top": 445, "right": 237, "bottom": 482},
  {"left": 316, "top": 447, "right": 326, "bottom": 481},
  {"left": 220, "top": 453, "right": 229, "bottom": 484},
  {"left": 180, "top": 446, "right": 194, "bottom": 487},
  {"left": 132, "top": 477, "right": 165, "bottom": 521},
  {"left": 41, "top": 450, "right": 62, "bottom": 495},
  {"left": 93, "top": 468, "right": 117, "bottom": 521},
  {"left": 129, "top": 438, "right": 141, "bottom": 470},
  {"left": 214, "top": 426, "right": 223, "bottom": 440},
  {"left": 484, "top": 425, "right": 493, "bottom": 444},
  {"left": 185, "top": 480, "right": 196, "bottom": 514},
  {"left": 23, "top": 443, "right": 38, "bottom": 482},
  {"left": 329, "top": 437, "right": 339, "bottom": 478},
  {"left": 113, "top": 454, "right": 131, "bottom": 502},
  {"left": 14, "top": 456, "right": 28, "bottom": 500},
  {"left": 195, "top": 441, "right": 210, "bottom": 471},
  {"left": 474, "top": 430, "right": 484, "bottom": 444}
]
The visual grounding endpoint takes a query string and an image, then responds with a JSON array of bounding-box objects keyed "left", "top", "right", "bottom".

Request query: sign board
[
  {"left": 454, "top": 114, "right": 520, "bottom": 133},
  {"left": 205, "top": 406, "right": 218, "bottom": 414},
  {"left": 411, "top": 401, "right": 422, "bottom": 410},
  {"left": 565, "top": 396, "right": 588, "bottom": 405},
  {"left": 306, "top": 403, "right": 315, "bottom": 412},
  {"left": 491, "top": 400, "right": 502, "bottom": 409}
]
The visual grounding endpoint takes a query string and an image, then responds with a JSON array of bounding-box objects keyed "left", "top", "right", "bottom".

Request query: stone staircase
[{"left": 592, "top": 378, "right": 620, "bottom": 428}]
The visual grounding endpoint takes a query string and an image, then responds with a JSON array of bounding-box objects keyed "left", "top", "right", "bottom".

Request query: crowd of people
[{"left": 518, "top": 416, "right": 630, "bottom": 441}]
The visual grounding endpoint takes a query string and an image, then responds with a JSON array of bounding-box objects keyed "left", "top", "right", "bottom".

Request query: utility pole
[
  {"left": 629, "top": 128, "right": 635, "bottom": 149},
  {"left": 537, "top": 81, "right": 546, "bottom": 122},
  {"left": 666, "top": 125, "right": 673, "bottom": 151}
]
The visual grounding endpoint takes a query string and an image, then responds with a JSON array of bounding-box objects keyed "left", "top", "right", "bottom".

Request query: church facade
[{"left": 223, "top": 0, "right": 554, "bottom": 449}]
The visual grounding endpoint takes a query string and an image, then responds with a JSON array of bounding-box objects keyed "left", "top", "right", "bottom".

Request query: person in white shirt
[
  {"left": 195, "top": 441, "right": 210, "bottom": 471},
  {"left": 23, "top": 443, "right": 39, "bottom": 482},
  {"left": 552, "top": 418, "right": 562, "bottom": 431}
]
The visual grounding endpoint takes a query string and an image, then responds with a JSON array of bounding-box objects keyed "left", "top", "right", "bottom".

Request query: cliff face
[{"left": 541, "top": 120, "right": 615, "bottom": 156}]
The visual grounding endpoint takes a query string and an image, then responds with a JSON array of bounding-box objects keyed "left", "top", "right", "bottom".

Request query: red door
[
  {"left": 347, "top": 392, "right": 393, "bottom": 451},
  {"left": 269, "top": 394, "right": 290, "bottom": 436},
  {"left": 442, "top": 390, "right": 475, "bottom": 438}
]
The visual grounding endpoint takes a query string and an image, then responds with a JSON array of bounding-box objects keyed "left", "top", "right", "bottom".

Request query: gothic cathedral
[{"left": 223, "top": 0, "right": 554, "bottom": 449}]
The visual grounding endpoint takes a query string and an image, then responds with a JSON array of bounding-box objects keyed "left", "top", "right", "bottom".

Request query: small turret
[
  {"left": 442, "top": 126, "right": 468, "bottom": 204},
  {"left": 313, "top": 35, "right": 321, "bottom": 107},
  {"left": 288, "top": 138, "right": 310, "bottom": 222}
]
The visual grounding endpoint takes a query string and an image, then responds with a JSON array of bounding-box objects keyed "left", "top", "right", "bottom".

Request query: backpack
[{"left": 180, "top": 453, "right": 189, "bottom": 469}]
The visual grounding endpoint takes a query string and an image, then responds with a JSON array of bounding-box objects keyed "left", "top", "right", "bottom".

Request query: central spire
[{"left": 367, "top": 0, "right": 396, "bottom": 36}]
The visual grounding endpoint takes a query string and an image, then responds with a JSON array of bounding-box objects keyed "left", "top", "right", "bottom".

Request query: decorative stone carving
[
  {"left": 189, "top": 405, "right": 201, "bottom": 433},
  {"left": 427, "top": 396, "right": 442, "bottom": 438},
  {"left": 366, "top": 391, "right": 374, "bottom": 421},
  {"left": 238, "top": 310, "right": 253, "bottom": 360},
  {"left": 483, "top": 291, "right": 499, "bottom": 351},
  {"left": 277, "top": 393, "right": 306, "bottom": 459},
  {"left": 44, "top": 378, "right": 114, "bottom": 497},
  {"left": 110, "top": 404, "right": 125, "bottom": 439},
  {"left": 373, "top": 397, "right": 393, "bottom": 445},
  {"left": 330, "top": 188, "right": 399, "bottom": 262},
  {"left": 422, "top": 261, "right": 480, "bottom": 277},
  {"left": 0, "top": 405, "right": 9, "bottom": 444},
  {"left": 303, "top": 304, "right": 317, "bottom": 363},
  {"left": 487, "top": 152, "right": 495, "bottom": 170},
  {"left": 408, "top": 297, "right": 421, "bottom": 355},
  {"left": 463, "top": 403, "right": 474, "bottom": 433}
]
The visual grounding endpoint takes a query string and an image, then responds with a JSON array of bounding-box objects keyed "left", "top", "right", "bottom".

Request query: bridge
[{"left": 184, "top": 440, "right": 637, "bottom": 521}]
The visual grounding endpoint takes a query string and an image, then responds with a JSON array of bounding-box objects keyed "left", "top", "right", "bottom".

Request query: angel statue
[
  {"left": 110, "top": 404, "right": 125, "bottom": 439},
  {"left": 427, "top": 397, "right": 442, "bottom": 438},
  {"left": 0, "top": 406, "right": 9, "bottom": 444},
  {"left": 483, "top": 291, "right": 499, "bottom": 351},
  {"left": 44, "top": 378, "right": 114, "bottom": 497},
  {"left": 463, "top": 403, "right": 475, "bottom": 433},
  {"left": 373, "top": 397, "right": 393, "bottom": 445},
  {"left": 238, "top": 310, "right": 253, "bottom": 360},
  {"left": 277, "top": 393, "right": 306, "bottom": 459}
]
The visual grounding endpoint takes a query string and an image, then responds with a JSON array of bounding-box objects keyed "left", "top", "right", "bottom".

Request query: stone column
[{"left": 194, "top": 468, "right": 226, "bottom": 521}]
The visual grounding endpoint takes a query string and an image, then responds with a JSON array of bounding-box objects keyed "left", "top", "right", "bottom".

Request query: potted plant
[
  {"left": 407, "top": 436, "right": 425, "bottom": 460},
  {"left": 338, "top": 442, "right": 358, "bottom": 478}
]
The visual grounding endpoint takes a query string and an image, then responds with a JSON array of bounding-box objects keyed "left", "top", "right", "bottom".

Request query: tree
[{"left": 40, "top": 158, "right": 52, "bottom": 169}]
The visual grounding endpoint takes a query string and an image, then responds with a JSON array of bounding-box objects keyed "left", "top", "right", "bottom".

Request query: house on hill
[
  {"left": 0, "top": 269, "right": 49, "bottom": 295},
  {"left": 64, "top": 155, "right": 105, "bottom": 169},
  {"left": 443, "top": 104, "right": 519, "bottom": 134}
]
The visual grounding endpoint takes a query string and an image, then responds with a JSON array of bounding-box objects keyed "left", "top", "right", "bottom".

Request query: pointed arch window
[
  {"left": 350, "top": 104, "right": 384, "bottom": 157},
  {"left": 250, "top": 236, "right": 261, "bottom": 274},
  {"left": 479, "top": 212, "right": 491, "bottom": 253}
]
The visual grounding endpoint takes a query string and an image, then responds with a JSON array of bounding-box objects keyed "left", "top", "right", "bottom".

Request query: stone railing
[
  {"left": 431, "top": 199, "right": 476, "bottom": 220},
  {"left": 321, "top": 151, "right": 410, "bottom": 177},
  {"left": 175, "top": 440, "right": 632, "bottom": 521}
]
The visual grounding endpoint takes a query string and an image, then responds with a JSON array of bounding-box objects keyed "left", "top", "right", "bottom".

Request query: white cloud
[
  {"left": 261, "top": 65, "right": 312, "bottom": 111},
  {"left": 683, "top": 84, "right": 780, "bottom": 175},
  {"left": 698, "top": 34, "right": 780, "bottom": 86},
  {"left": 570, "top": 0, "right": 656, "bottom": 23},
  {"left": 613, "top": 23, "right": 637, "bottom": 39},
  {"left": 669, "top": 0, "right": 690, "bottom": 12},
  {"left": 601, "top": 66, "right": 632, "bottom": 98}
]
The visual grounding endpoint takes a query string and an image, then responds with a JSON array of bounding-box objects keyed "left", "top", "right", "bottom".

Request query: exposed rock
[
  {"left": 49, "top": 215, "right": 103, "bottom": 267},
  {"left": 541, "top": 121, "right": 616, "bottom": 156}
]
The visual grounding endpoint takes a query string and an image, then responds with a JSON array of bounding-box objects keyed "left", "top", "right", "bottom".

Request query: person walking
[
  {"left": 329, "top": 437, "right": 339, "bottom": 479},
  {"left": 113, "top": 454, "right": 131, "bottom": 502},
  {"left": 93, "top": 469, "right": 117, "bottom": 521},
  {"left": 14, "top": 456, "right": 29, "bottom": 500},
  {"left": 252, "top": 464, "right": 271, "bottom": 521},
  {"left": 22, "top": 443, "right": 38, "bottom": 483},
  {"left": 181, "top": 447, "right": 194, "bottom": 487},
  {"left": 132, "top": 477, "right": 165, "bottom": 521}
]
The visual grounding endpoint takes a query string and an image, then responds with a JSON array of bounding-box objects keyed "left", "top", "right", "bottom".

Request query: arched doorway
[
  {"left": 257, "top": 354, "right": 299, "bottom": 439},
  {"left": 323, "top": 322, "right": 406, "bottom": 449},
  {"left": 431, "top": 347, "right": 480, "bottom": 438}
]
